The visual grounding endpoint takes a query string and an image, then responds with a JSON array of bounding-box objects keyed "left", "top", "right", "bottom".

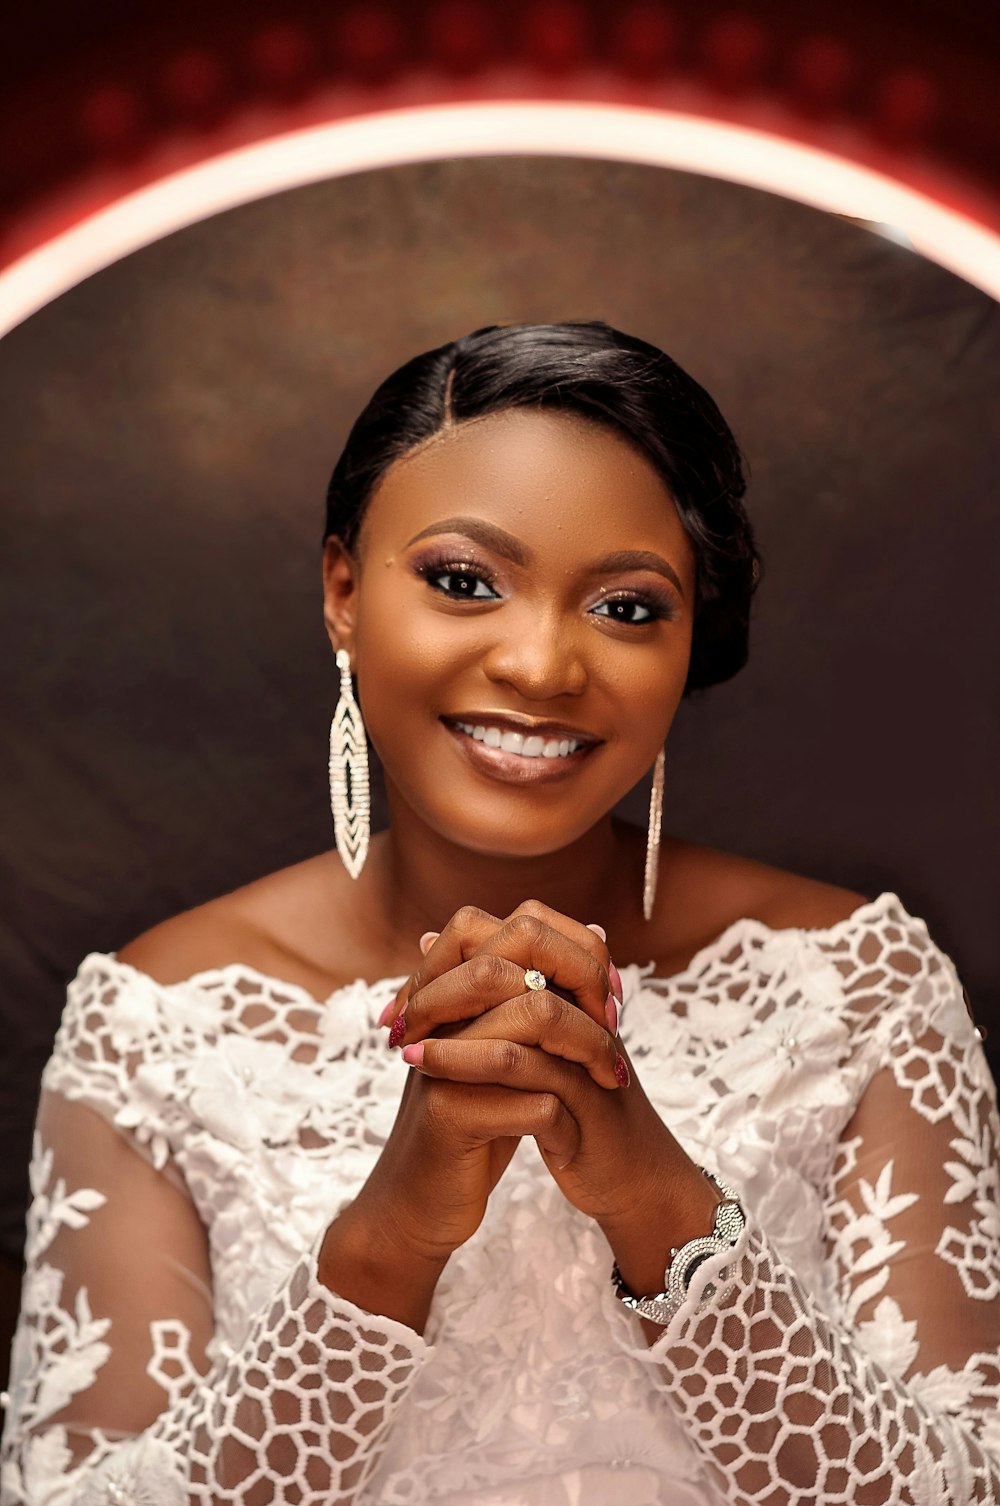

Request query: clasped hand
[{"left": 364, "top": 900, "right": 700, "bottom": 1272}]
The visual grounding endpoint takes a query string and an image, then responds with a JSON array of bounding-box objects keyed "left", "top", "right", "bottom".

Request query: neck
[{"left": 368, "top": 783, "right": 644, "bottom": 950}]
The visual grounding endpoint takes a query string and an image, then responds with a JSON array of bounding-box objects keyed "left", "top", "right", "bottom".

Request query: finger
[
  {"left": 587, "top": 924, "right": 623, "bottom": 1006},
  {"left": 461, "top": 991, "right": 624, "bottom": 1082},
  {"left": 405, "top": 1037, "right": 584, "bottom": 1097},
  {"left": 487, "top": 898, "right": 619, "bottom": 1011},
  {"left": 400, "top": 951, "right": 559, "bottom": 1045},
  {"left": 404, "top": 995, "right": 622, "bottom": 1089},
  {"left": 507, "top": 899, "right": 611, "bottom": 974},
  {"left": 409, "top": 903, "right": 614, "bottom": 1036},
  {"left": 426, "top": 1082, "right": 581, "bottom": 1171},
  {"left": 404, "top": 900, "right": 613, "bottom": 1006},
  {"left": 377, "top": 931, "right": 442, "bottom": 1027},
  {"left": 388, "top": 902, "right": 620, "bottom": 1037},
  {"left": 392, "top": 905, "right": 503, "bottom": 1013},
  {"left": 398, "top": 949, "right": 618, "bottom": 1050},
  {"left": 468, "top": 908, "right": 611, "bottom": 1027}
]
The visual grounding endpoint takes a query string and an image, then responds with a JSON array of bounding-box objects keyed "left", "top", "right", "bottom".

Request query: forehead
[{"left": 362, "top": 408, "right": 695, "bottom": 572}]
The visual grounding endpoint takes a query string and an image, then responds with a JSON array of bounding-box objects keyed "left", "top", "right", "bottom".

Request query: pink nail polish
[
  {"left": 605, "top": 995, "right": 621, "bottom": 1035},
  {"left": 388, "top": 1010, "right": 407, "bottom": 1049},
  {"left": 402, "top": 1042, "right": 425, "bottom": 1067},
  {"left": 377, "top": 1000, "right": 395, "bottom": 1028},
  {"left": 419, "top": 931, "right": 439, "bottom": 956},
  {"left": 608, "top": 962, "right": 623, "bottom": 1005},
  {"left": 614, "top": 1053, "right": 630, "bottom": 1088},
  {"left": 587, "top": 923, "right": 607, "bottom": 943}
]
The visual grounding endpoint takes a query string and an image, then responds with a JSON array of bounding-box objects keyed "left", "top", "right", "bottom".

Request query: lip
[
  {"left": 441, "top": 716, "right": 600, "bottom": 786},
  {"left": 443, "top": 712, "right": 602, "bottom": 745}
]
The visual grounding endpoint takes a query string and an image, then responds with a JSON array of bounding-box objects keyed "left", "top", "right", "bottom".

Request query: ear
[{"left": 322, "top": 536, "right": 359, "bottom": 659}]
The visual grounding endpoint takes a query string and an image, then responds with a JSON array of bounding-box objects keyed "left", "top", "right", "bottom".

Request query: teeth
[{"left": 455, "top": 722, "right": 582, "bottom": 758}]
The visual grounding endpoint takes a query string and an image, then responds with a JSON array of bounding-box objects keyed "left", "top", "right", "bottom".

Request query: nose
[{"left": 481, "top": 610, "right": 588, "bottom": 701}]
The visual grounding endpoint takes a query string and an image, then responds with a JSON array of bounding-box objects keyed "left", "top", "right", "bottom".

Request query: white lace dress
[{"left": 2, "top": 892, "right": 999, "bottom": 1505}]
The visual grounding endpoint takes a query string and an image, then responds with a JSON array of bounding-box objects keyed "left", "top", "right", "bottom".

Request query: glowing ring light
[{"left": 1, "top": 100, "right": 999, "bottom": 338}]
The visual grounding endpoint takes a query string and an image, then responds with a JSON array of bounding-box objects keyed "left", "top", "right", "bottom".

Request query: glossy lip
[
  {"left": 441, "top": 717, "right": 600, "bottom": 786},
  {"left": 442, "top": 711, "right": 602, "bottom": 745}
]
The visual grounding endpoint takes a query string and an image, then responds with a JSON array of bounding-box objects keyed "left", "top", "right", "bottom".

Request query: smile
[
  {"left": 454, "top": 722, "right": 582, "bottom": 759},
  {"left": 441, "top": 715, "right": 599, "bottom": 786}
]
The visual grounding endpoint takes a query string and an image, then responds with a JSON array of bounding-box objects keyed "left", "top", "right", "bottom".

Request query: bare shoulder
[
  {"left": 116, "top": 852, "right": 348, "bottom": 990},
  {"left": 738, "top": 858, "right": 869, "bottom": 932},
  {"left": 654, "top": 836, "right": 869, "bottom": 967},
  {"left": 698, "top": 842, "right": 866, "bottom": 926},
  {"left": 116, "top": 891, "right": 275, "bottom": 988}
]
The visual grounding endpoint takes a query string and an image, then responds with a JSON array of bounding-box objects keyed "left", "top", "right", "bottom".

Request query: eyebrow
[
  {"left": 405, "top": 518, "right": 684, "bottom": 597},
  {"left": 405, "top": 517, "right": 530, "bottom": 566},
  {"left": 591, "top": 550, "right": 685, "bottom": 598}
]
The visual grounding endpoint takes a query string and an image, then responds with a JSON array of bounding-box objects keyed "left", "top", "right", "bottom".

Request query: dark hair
[{"left": 324, "top": 321, "right": 760, "bottom": 694}]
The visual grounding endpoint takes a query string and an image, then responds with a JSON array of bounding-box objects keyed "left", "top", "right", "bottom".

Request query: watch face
[
  {"left": 683, "top": 1250, "right": 713, "bottom": 1282},
  {"left": 671, "top": 1236, "right": 719, "bottom": 1293}
]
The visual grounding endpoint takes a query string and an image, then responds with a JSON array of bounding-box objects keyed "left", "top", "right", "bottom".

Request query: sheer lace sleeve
[
  {"left": 0, "top": 967, "right": 431, "bottom": 1506},
  {"left": 610, "top": 907, "right": 1000, "bottom": 1504}
]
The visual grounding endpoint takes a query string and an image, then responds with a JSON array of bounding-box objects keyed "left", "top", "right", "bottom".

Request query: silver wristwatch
[{"left": 611, "top": 1167, "right": 746, "bottom": 1327}]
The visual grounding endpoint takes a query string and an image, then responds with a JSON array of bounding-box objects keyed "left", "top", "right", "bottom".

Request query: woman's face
[{"left": 325, "top": 408, "right": 696, "bottom": 858}]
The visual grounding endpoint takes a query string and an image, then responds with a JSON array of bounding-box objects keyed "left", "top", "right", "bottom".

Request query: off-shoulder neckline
[
  {"left": 650, "top": 889, "right": 917, "bottom": 986},
  {"left": 76, "top": 891, "right": 917, "bottom": 1015}
]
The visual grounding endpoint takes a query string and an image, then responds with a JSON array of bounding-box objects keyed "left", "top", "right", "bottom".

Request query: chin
[
  {"left": 430, "top": 806, "right": 607, "bottom": 861},
  {"left": 381, "top": 754, "right": 628, "bottom": 859}
]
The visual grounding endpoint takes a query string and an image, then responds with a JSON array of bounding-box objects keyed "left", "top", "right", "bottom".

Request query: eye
[
  {"left": 590, "top": 596, "right": 656, "bottom": 625},
  {"left": 426, "top": 566, "right": 500, "bottom": 601}
]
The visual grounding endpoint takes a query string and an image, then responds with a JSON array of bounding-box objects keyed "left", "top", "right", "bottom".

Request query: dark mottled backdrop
[{"left": 1, "top": 159, "right": 997, "bottom": 1357}]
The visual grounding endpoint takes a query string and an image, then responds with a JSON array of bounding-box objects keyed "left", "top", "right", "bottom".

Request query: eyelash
[
  {"left": 414, "top": 554, "right": 676, "bottom": 624},
  {"left": 416, "top": 558, "right": 502, "bottom": 601}
]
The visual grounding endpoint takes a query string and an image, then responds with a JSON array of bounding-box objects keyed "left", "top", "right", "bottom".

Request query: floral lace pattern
[{"left": 1, "top": 893, "right": 998, "bottom": 1505}]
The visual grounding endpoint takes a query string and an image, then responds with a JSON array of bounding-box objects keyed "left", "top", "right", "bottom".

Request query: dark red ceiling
[{"left": 1, "top": 0, "right": 999, "bottom": 269}]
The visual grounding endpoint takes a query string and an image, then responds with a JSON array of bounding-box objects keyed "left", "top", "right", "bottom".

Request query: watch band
[{"left": 612, "top": 1166, "right": 746, "bottom": 1327}]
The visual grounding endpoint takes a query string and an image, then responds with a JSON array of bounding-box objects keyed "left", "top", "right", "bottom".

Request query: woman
[{"left": 2, "top": 321, "right": 998, "bottom": 1505}]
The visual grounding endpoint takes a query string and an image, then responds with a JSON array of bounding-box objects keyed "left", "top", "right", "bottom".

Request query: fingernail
[
  {"left": 419, "top": 931, "right": 439, "bottom": 956},
  {"left": 377, "top": 1000, "right": 395, "bottom": 1028},
  {"left": 402, "top": 1042, "right": 425, "bottom": 1067},
  {"left": 608, "top": 962, "right": 623, "bottom": 1005},
  {"left": 614, "top": 1053, "right": 630, "bottom": 1088},
  {"left": 587, "top": 923, "right": 607, "bottom": 943},
  {"left": 388, "top": 1010, "right": 407, "bottom": 1049},
  {"left": 605, "top": 995, "right": 621, "bottom": 1035}
]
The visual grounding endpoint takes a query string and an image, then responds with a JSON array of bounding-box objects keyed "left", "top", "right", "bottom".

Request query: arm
[
  {"left": 2, "top": 927, "right": 597, "bottom": 1506},
  {"left": 1, "top": 982, "right": 433, "bottom": 1506},
  {"left": 0, "top": 1088, "right": 431, "bottom": 1506},
  {"left": 398, "top": 897, "right": 1000, "bottom": 1501},
  {"left": 606, "top": 944, "right": 1000, "bottom": 1504}
]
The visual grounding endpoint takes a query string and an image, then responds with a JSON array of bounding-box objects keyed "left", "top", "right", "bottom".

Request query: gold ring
[{"left": 524, "top": 969, "right": 547, "bottom": 992}]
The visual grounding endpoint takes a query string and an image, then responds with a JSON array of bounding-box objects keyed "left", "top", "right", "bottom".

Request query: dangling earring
[
  {"left": 643, "top": 747, "right": 665, "bottom": 922},
  {"left": 329, "top": 649, "right": 370, "bottom": 880}
]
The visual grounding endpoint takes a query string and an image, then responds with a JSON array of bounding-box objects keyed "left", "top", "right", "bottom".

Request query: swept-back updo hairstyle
[{"left": 324, "top": 321, "right": 761, "bottom": 694}]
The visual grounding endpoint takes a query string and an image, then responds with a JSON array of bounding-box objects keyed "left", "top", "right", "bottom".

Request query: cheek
[
  {"left": 349, "top": 576, "right": 464, "bottom": 750},
  {"left": 612, "top": 658, "right": 689, "bottom": 766},
  {"left": 600, "top": 613, "right": 693, "bottom": 713},
  {"left": 355, "top": 580, "right": 466, "bottom": 689}
]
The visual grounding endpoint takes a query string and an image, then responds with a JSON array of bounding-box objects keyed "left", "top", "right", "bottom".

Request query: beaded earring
[
  {"left": 329, "top": 649, "right": 370, "bottom": 879},
  {"left": 643, "top": 747, "right": 666, "bottom": 922}
]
